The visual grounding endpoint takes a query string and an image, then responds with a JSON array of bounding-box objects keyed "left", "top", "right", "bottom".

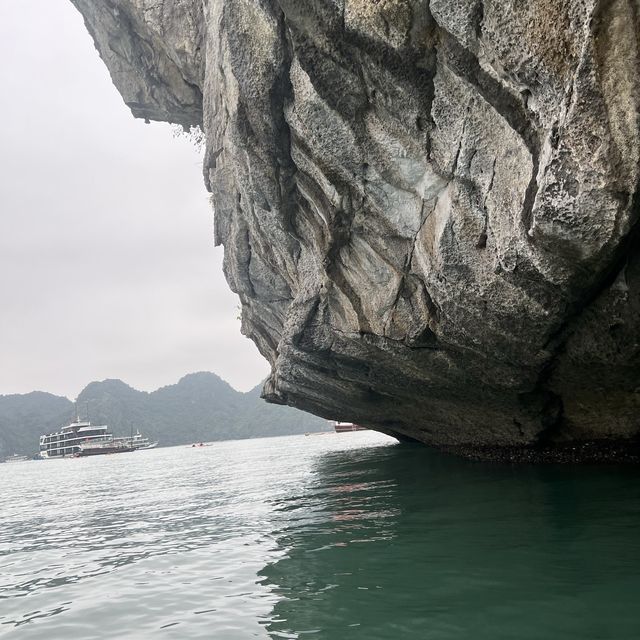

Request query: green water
[{"left": 1, "top": 432, "right": 639, "bottom": 639}]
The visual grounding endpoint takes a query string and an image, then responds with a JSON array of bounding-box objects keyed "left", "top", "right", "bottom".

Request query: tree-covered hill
[
  {"left": 0, "top": 373, "right": 330, "bottom": 458},
  {"left": 0, "top": 392, "right": 74, "bottom": 459}
]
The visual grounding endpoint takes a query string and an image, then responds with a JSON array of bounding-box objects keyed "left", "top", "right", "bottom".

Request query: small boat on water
[
  {"left": 3, "top": 454, "right": 29, "bottom": 464},
  {"left": 330, "top": 421, "right": 368, "bottom": 433},
  {"left": 112, "top": 430, "right": 158, "bottom": 451}
]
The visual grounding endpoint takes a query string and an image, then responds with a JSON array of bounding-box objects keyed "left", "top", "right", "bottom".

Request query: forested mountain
[
  {"left": 0, "top": 373, "right": 329, "bottom": 458},
  {"left": 0, "top": 392, "right": 73, "bottom": 459}
]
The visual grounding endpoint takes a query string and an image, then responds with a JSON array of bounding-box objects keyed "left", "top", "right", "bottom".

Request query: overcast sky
[{"left": 0, "top": 0, "right": 270, "bottom": 399}]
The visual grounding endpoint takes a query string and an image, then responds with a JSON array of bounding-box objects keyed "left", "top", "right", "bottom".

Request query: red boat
[{"left": 330, "top": 421, "right": 368, "bottom": 433}]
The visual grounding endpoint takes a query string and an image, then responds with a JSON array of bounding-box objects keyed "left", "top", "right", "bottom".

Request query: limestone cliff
[{"left": 70, "top": 0, "right": 640, "bottom": 455}]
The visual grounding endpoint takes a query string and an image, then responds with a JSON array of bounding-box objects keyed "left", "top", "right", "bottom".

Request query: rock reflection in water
[{"left": 260, "top": 446, "right": 640, "bottom": 640}]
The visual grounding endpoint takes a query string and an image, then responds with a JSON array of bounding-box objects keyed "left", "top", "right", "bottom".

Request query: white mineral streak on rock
[{"left": 70, "top": 0, "right": 640, "bottom": 453}]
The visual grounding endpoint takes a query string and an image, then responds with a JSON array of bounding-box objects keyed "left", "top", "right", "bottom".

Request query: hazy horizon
[
  {"left": 0, "top": 1, "right": 270, "bottom": 398},
  {"left": 0, "top": 369, "right": 268, "bottom": 402}
]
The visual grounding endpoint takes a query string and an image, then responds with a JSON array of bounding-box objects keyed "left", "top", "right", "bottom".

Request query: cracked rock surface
[{"left": 71, "top": 0, "right": 640, "bottom": 454}]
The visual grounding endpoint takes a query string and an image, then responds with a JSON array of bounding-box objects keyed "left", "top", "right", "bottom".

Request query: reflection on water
[
  {"left": 1, "top": 433, "right": 639, "bottom": 639},
  {"left": 261, "top": 444, "right": 640, "bottom": 640}
]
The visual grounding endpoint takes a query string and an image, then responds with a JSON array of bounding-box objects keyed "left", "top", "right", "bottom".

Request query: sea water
[{"left": 1, "top": 432, "right": 639, "bottom": 639}]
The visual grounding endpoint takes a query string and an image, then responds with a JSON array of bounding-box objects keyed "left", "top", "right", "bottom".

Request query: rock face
[{"left": 70, "top": 0, "right": 640, "bottom": 453}]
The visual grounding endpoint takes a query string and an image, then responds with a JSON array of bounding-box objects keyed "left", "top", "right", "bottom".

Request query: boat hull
[{"left": 76, "top": 446, "right": 136, "bottom": 457}]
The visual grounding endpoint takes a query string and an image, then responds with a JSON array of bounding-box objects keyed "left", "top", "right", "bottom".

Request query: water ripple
[{"left": 1, "top": 434, "right": 640, "bottom": 639}]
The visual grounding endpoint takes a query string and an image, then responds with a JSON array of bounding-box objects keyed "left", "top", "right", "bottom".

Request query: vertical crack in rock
[{"left": 434, "top": 27, "right": 541, "bottom": 234}]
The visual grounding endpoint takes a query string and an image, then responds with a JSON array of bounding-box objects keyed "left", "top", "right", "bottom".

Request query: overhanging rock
[{"left": 71, "top": 0, "right": 640, "bottom": 456}]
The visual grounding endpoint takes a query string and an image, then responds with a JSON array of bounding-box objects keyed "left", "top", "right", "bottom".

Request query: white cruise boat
[
  {"left": 39, "top": 419, "right": 114, "bottom": 458},
  {"left": 112, "top": 430, "right": 158, "bottom": 450}
]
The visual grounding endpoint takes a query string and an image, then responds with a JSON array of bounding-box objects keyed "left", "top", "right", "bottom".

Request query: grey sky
[{"left": 0, "top": 0, "right": 270, "bottom": 398}]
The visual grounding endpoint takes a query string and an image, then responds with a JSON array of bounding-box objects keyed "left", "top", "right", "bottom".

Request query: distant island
[{"left": 0, "top": 373, "right": 330, "bottom": 458}]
